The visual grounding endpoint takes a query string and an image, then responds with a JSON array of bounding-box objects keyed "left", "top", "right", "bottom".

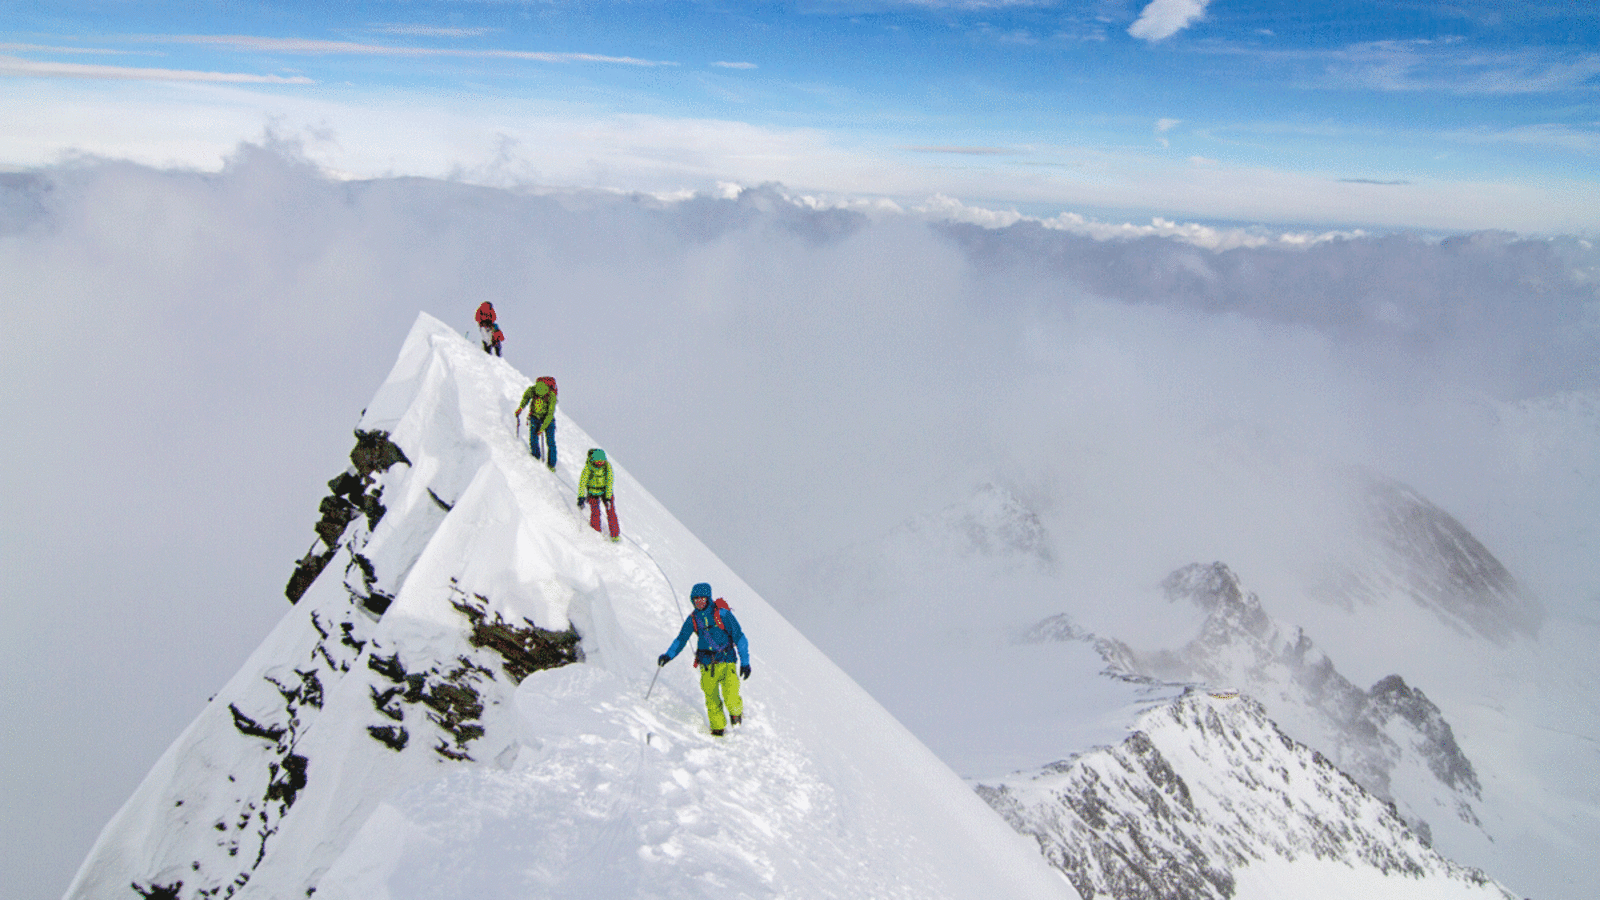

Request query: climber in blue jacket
[{"left": 658, "top": 582, "right": 750, "bottom": 736}]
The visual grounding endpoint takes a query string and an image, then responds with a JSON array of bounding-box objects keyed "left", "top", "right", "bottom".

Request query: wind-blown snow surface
[{"left": 66, "top": 313, "right": 1073, "bottom": 900}]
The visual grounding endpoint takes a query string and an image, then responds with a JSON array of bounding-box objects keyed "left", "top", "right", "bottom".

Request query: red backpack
[
  {"left": 536, "top": 375, "right": 557, "bottom": 399},
  {"left": 476, "top": 301, "right": 497, "bottom": 326},
  {"left": 690, "top": 599, "right": 732, "bottom": 666}
]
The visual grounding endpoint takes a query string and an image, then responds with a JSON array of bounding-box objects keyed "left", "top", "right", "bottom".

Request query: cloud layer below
[{"left": 2, "top": 146, "right": 1597, "bottom": 899}]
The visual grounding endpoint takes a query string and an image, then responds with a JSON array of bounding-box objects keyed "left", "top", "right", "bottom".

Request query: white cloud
[
  {"left": 151, "top": 34, "right": 675, "bottom": 66},
  {"left": 913, "top": 194, "right": 1363, "bottom": 249},
  {"left": 3, "top": 148, "right": 1597, "bottom": 900},
  {"left": 1446, "top": 122, "right": 1600, "bottom": 153},
  {"left": 370, "top": 24, "right": 496, "bottom": 37},
  {"left": 1155, "top": 118, "right": 1182, "bottom": 147},
  {"left": 1321, "top": 41, "right": 1600, "bottom": 95},
  {"left": 0, "top": 55, "right": 314, "bottom": 83},
  {"left": 0, "top": 81, "right": 1595, "bottom": 233},
  {"left": 0, "top": 42, "right": 146, "bottom": 55},
  {"left": 713, "top": 61, "right": 758, "bottom": 69},
  {"left": 1128, "top": 0, "right": 1212, "bottom": 43}
]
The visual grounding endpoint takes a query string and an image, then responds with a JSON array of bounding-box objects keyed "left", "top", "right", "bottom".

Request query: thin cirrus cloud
[
  {"left": 369, "top": 25, "right": 497, "bottom": 38},
  {"left": 1323, "top": 40, "right": 1600, "bottom": 95},
  {"left": 1446, "top": 122, "right": 1600, "bottom": 153},
  {"left": 0, "top": 42, "right": 149, "bottom": 56},
  {"left": 903, "top": 145, "right": 1016, "bottom": 154},
  {"left": 0, "top": 54, "right": 314, "bottom": 83},
  {"left": 147, "top": 34, "right": 676, "bottom": 67},
  {"left": 1128, "top": 0, "right": 1211, "bottom": 43}
]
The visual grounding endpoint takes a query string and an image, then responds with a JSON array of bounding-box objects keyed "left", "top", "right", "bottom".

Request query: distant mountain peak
[
  {"left": 903, "top": 481, "right": 1054, "bottom": 566},
  {"left": 1313, "top": 470, "right": 1542, "bottom": 644},
  {"left": 1163, "top": 561, "right": 1273, "bottom": 641},
  {"left": 976, "top": 690, "right": 1514, "bottom": 900},
  {"left": 1027, "top": 561, "right": 1484, "bottom": 847}
]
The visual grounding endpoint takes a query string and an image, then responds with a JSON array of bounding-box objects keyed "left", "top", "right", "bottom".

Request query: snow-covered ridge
[
  {"left": 1027, "top": 562, "right": 1485, "bottom": 848},
  {"left": 67, "top": 313, "right": 1074, "bottom": 900},
  {"left": 976, "top": 691, "right": 1514, "bottom": 900}
]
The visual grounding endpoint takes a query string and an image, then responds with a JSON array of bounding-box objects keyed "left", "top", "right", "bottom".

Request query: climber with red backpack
[
  {"left": 514, "top": 376, "right": 557, "bottom": 469},
  {"left": 475, "top": 302, "right": 503, "bottom": 356},
  {"left": 658, "top": 582, "right": 751, "bottom": 736}
]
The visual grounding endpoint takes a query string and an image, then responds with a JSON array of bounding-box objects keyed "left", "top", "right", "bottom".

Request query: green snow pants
[{"left": 700, "top": 662, "right": 744, "bottom": 732}]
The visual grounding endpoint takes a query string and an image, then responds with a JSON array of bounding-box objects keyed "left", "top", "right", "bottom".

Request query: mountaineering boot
[
  {"left": 730, "top": 714, "right": 742, "bottom": 726},
  {"left": 711, "top": 728, "right": 725, "bottom": 737}
]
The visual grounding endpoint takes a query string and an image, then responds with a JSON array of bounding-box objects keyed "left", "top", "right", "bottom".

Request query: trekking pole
[{"left": 645, "top": 664, "right": 663, "bottom": 700}]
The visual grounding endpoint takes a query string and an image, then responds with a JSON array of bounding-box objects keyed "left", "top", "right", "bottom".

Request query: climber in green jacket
[
  {"left": 515, "top": 377, "right": 557, "bottom": 470},
  {"left": 577, "top": 448, "right": 620, "bottom": 541}
]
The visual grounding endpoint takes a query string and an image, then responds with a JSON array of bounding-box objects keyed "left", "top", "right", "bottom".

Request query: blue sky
[{"left": 3, "top": 2, "right": 1599, "bottom": 229}]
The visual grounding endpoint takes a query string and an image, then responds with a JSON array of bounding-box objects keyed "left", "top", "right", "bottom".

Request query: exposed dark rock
[
  {"left": 266, "top": 669, "right": 324, "bottom": 712},
  {"left": 366, "top": 725, "right": 409, "bottom": 752},
  {"left": 285, "top": 548, "right": 336, "bottom": 605},
  {"left": 449, "top": 585, "right": 583, "bottom": 683},
  {"left": 360, "top": 591, "right": 393, "bottom": 617},
  {"left": 314, "top": 495, "right": 358, "bottom": 546},
  {"left": 367, "top": 652, "right": 407, "bottom": 684},
  {"left": 349, "top": 429, "right": 409, "bottom": 475},
  {"left": 284, "top": 430, "right": 409, "bottom": 606},
  {"left": 338, "top": 623, "right": 364, "bottom": 654},
  {"left": 131, "top": 880, "right": 182, "bottom": 900},
  {"left": 345, "top": 553, "right": 395, "bottom": 616},
  {"left": 229, "top": 705, "right": 286, "bottom": 744},
  {"left": 370, "top": 685, "right": 404, "bottom": 721},
  {"left": 362, "top": 629, "right": 501, "bottom": 760},
  {"left": 265, "top": 754, "right": 309, "bottom": 809}
]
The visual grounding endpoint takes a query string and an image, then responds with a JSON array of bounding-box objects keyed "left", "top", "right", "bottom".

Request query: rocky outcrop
[
  {"left": 285, "top": 430, "right": 410, "bottom": 606},
  {"left": 1025, "top": 562, "right": 1483, "bottom": 845},
  {"left": 976, "top": 692, "right": 1513, "bottom": 900}
]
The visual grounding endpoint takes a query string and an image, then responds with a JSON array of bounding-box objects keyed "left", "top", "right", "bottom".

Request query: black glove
[
  {"left": 657, "top": 654, "right": 670, "bottom": 667},
  {"left": 739, "top": 664, "right": 751, "bottom": 680},
  {"left": 577, "top": 497, "right": 586, "bottom": 508}
]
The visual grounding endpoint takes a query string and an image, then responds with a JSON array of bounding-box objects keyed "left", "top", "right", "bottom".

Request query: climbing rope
[{"left": 547, "top": 459, "right": 683, "bottom": 621}]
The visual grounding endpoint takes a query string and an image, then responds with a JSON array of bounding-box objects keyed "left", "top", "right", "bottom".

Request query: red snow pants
[{"left": 584, "top": 496, "right": 620, "bottom": 540}]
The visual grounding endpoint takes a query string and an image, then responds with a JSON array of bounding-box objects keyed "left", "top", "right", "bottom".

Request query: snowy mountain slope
[
  {"left": 1309, "top": 469, "right": 1542, "bottom": 645},
  {"left": 785, "top": 480, "right": 1592, "bottom": 897},
  {"left": 975, "top": 691, "right": 1514, "bottom": 900},
  {"left": 66, "top": 313, "right": 1075, "bottom": 900},
  {"left": 1026, "top": 562, "right": 1485, "bottom": 848}
]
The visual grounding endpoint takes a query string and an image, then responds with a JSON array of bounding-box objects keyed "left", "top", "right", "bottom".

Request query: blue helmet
[{"left": 691, "top": 582, "right": 712, "bottom": 600}]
